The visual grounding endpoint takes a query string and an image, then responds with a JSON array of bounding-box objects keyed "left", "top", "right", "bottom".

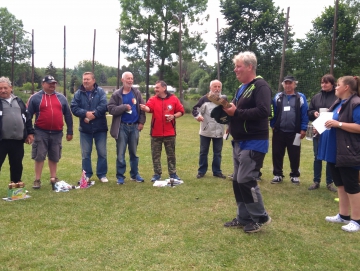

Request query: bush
[{"left": 182, "top": 99, "right": 197, "bottom": 114}]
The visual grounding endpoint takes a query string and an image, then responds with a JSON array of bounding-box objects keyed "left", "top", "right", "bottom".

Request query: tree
[
  {"left": 107, "top": 76, "right": 117, "bottom": 86},
  {"left": 0, "top": 8, "right": 31, "bottom": 79},
  {"left": 289, "top": 0, "right": 360, "bottom": 98},
  {"left": 218, "top": 0, "right": 290, "bottom": 94},
  {"left": 21, "top": 82, "right": 38, "bottom": 92},
  {"left": 188, "top": 69, "right": 207, "bottom": 88},
  {"left": 100, "top": 71, "right": 107, "bottom": 85},
  {"left": 70, "top": 71, "right": 80, "bottom": 94},
  {"left": 45, "top": 62, "right": 57, "bottom": 78},
  {"left": 74, "top": 60, "right": 105, "bottom": 83},
  {"left": 119, "top": 0, "right": 209, "bottom": 81},
  {"left": 126, "top": 60, "right": 148, "bottom": 84}
]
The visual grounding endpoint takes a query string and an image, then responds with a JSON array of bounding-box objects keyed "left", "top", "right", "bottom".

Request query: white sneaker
[
  {"left": 341, "top": 220, "right": 360, "bottom": 232},
  {"left": 100, "top": 177, "right": 109, "bottom": 183},
  {"left": 325, "top": 214, "right": 350, "bottom": 224},
  {"left": 290, "top": 177, "right": 300, "bottom": 185}
]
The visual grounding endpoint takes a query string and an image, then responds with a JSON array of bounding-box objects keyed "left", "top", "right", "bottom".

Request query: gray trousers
[{"left": 232, "top": 144, "right": 268, "bottom": 224}]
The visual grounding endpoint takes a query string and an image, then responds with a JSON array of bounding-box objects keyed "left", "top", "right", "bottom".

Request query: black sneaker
[
  {"left": 290, "top": 177, "right": 300, "bottom": 185},
  {"left": 223, "top": 218, "right": 245, "bottom": 228},
  {"left": 271, "top": 176, "right": 283, "bottom": 184},
  {"left": 244, "top": 216, "right": 272, "bottom": 233}
]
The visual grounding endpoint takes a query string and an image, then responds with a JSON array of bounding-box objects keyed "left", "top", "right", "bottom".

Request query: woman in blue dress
[{"left": 318, "top": 76, "right": 360, "bottom": 232}]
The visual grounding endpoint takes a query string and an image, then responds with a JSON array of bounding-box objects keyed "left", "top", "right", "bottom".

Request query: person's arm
[
  {"left": 192, "top": 96, "right": 204, "bottom": 118},
  {"left": 137, "top": 91, "right": 146, "bottom": 125},
  {"left": 70, "top": 91, "right": 87, "bottom": 118},
  {"left": 300, "top": 94, "right": 309, "bottom": 131},
  {"left": 308, "top": 95, "right": 318, "bottom": 121},
  {"left": 269, "top": 95, "right": 278, "bottom": 128},
  {"left": 107, "top": 91, "right": 128, "bottom": 116},
  {"left": 62, "top": 96, "right": 73, "bottom": 136},
  {"left": 20, "top": 98, "right": 34, "bottom": 144},
  {"left": 326, "top": 105, "right": 360, "bottom": 133},
  {"left": 94, "top": 89, "right": 108, "bottom": 117},
  {"left": 174, "top": 97, "right": 185, "bottom": 118}
]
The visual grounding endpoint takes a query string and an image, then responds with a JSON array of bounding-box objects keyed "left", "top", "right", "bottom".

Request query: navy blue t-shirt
[{"left": 121, "top": 91, "right": 139, "bottom": 123}]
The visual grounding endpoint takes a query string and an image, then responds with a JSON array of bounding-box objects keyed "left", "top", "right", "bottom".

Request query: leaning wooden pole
[
  {"left": 117, "top": 30, "right": 121, "bottom": 89},
  {"left": 216, "top": 18, "right": 220, "bottom": 80},
  {"left": 278, "top": 7, "right": 290, "bottom": 92},
  {"left": 146, "top": 25, "right": 151, "bottom": 101},
  {"left": 92, "top": 29, "right": 96, "bottom": 73},
  {"left": 11, "top": 31, "right": 16, "bottom": 86},
  {"left": 63, "top": 26, "right": 66, "bottom": 96},
  {"left": 330, "top": 0, "right": 339, "bottom": 75},
  {"left": 31, "top": 29, "right": 34, "bottom": 94}
]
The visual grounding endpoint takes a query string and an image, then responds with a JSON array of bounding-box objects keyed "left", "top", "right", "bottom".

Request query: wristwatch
[{"left": 339, "top": 122, "right": 343, "bottom": 127}]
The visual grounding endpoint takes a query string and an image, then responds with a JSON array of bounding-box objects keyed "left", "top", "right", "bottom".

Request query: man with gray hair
[
  {"left": 270, "top": 75, "right": 309, "bottom": 185},
  {"left": 223, "top": 51, "right": 272, "bottom": 233},
  {"left": 0, "top": 77, "right": 34, "bottom": 185},
  {"left": 192, "top": 80, "right": 226, "bottom": 179},
  {"left": 108, "top": 71, "right": 146, "bottom": 185}
]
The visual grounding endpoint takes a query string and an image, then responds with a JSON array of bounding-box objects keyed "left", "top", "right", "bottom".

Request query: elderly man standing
[
  {"left": 270, "top": 75, "right": 309, "bottom": 185},
  {"left": 0, "top": 77, "right": 34, "bottom": 184},
  {"left": 108, "top": 71, "right": 146, "bottom": 185},
  {"left": 27, "top": 75, "right": 73, "bottom": 190},
  {"left": 192, "top": 80, "right": 226, "bottom": 179},
  {"left": 222, "top": 51, "right": 271, "bottom": 233},
  {"left": 71, "top": 72, "right": 109, "bottom": 183}
]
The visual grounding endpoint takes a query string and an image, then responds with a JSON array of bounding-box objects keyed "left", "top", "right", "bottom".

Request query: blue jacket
[
  {"left": 270, "top": 91, "right": 309, "bottom": 133},
  {"left": 71, "top": 83, "right": 108, "bottom": 134}
]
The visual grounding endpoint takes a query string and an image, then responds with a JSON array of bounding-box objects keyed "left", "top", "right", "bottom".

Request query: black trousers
[
  {"left": 0, "top": 139, "right": 24, "bottom": 182},
  {"left": 272, "top": 129, "right": 301, "bottom": 177}
]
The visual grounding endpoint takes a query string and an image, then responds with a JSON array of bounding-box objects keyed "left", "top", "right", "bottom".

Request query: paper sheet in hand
[
  {"left": 293, "top": 133, "right": 301, "bottom": 146},
  {"left": 312, "top": 112, "right": 333, "bottom": 134}
]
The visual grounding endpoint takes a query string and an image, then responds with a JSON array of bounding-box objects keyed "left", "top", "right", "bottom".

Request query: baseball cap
[
  {"left": 283, "top": 75, "right": 296, "bottom": 82},
  {"left": 210, "top": 105, "right": 231, "bottom": 124},
  {"left": 42, "top": 75, "right": 57, "bottom": 83}
]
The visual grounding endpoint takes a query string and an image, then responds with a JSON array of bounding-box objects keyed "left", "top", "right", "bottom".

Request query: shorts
[
  {"left": 32, "top": 129, "right": 63, "bottom": 162},
  {"left": 328, "top": 163, "right": 360, "bottom": 194}
]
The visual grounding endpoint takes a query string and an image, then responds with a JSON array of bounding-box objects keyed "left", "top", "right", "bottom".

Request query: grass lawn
[{"left": 0, "top": 114, "right": 359, "bottom": 270}]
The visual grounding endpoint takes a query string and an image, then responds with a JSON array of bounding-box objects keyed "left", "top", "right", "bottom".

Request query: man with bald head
[
  {"left": 108, "top": 72, "right": 146, "bottom": 185},
  {"left": 192, "top": 80, "right": 226, "bottom": 179}
]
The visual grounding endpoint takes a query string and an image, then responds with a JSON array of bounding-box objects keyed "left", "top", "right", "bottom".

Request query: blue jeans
[
  {"left": 116, "top": 123, "right": 140, "bottom": 179},
  {"left": 198, "top": 135, "right": 223, "bottom": 175},
  {"left": 80, "top": 131, "right": 107, "bottom": 179},
  {"left": 313, "top": 136, "right": 332, "bottom": 185}
]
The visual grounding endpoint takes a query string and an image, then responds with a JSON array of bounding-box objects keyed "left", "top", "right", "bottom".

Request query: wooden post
[
  {"left": 330, "top": 0, "right": 339, "bottom": 75},
  {"left": 63, "top": 26, "right": 66, "bottom": 96},
  {"left": 278, "top": 7, "right": 290, "bottom": 92}
]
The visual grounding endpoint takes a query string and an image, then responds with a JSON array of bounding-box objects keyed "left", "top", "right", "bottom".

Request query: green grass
[{"left": 1, "top": 114, "right": 359, "bottom": 270}]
